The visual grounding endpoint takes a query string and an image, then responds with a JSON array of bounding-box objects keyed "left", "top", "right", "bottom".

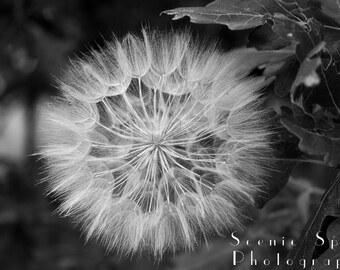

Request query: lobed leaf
[
  {"left": 313, "top": 0, "right": 340, "bottom": 25},
  {"left": 281, "top": 116, "right": 340, "bottom": 168},
  {"left": 311, "top": 217, "right": 340, "bottom": 270},
  {"left": 163, "top": 0, "right": 309, "bottom": 30},
  {"left": 291, "top": 42, "right": 324, "bottom": 97},
  {"left": 284, "top": 173, "right": 340, "bottom": 270}
]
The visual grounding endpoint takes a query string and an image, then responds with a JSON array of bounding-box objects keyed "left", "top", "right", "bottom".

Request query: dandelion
[{"left": 38, "top": 29, "right": 275, "bottom": 258}]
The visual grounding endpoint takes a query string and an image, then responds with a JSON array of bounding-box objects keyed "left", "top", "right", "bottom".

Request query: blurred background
[{"left": 0, "top": 0, "right": 334, "bottom": 269}]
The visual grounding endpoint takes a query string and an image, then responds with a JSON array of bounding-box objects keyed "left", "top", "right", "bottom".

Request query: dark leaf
[
  {"left": 282, "top": 103, "right": 334, "bottom": 135},
  {"left": 312, "top": 0, "right": 340, "bottom": 25},
  {"left": 233, "top": 47, "right": 295, "bottom": 74},
  {"left": 248, "top": 21, "right": 292, "bottom": 50},
  {"left": 323, "top": 27, "right": 340, "bottom": 72},
  {"left": 262, "top": 8, "right": 340, "bottom": 67},
  {"left": 281, "top": 115, "right": 340, "bottom": 167},
  {"left": 269, "top": 13, "right": 309, "bottom": 51},
  {"left": 163, "top": 0, "right": 309, "bottom": 30},
  {"left": 261, "top": 13, "right": 323, "bottom": 61},
  {"left": 324, "top": 123, "right": 340, "bottom": 138},
  {"left": 248, "top": 12, "right": 319, "bottom": 53},
  {"left": 274, "top": 57, "right": 300, "bottom": 97},
  {"left": 302, "top": 6, "right": 340, "bottom": 28},
  {"left": 282, "top": 105, "right": 315, "bottom": 130},
  {"left": 291, "top": 42, "right": 324, "bottom": 96},
  {"left": 249, "top": 14, "right": 325, "bottom": 100},
  {"left": 284, "top": 173, "right": 340, "bottom": 270},
  {"left": 293, "top": 64, "right": 340, "bottom": 120},
  {"left": 295, "top": 18, "right": 323, "bottom": 62},
  {"left": 288, "top": 7, "right": 340, "bottom": 70},
  {"left": 312, "top": 104, "right": 335, "bottom": 131},
  {"left": 311, "top": 217, "right": 340, "bottom": 269}
]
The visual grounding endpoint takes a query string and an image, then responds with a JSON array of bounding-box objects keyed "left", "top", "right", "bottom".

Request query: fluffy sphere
[{"left": 39, "top": 29, "right": 274, "bottom": 258}]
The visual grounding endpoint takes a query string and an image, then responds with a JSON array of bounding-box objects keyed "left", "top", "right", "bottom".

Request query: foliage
[
  {"left": 165, "top": 0, "right": 340, "bottom": 268},
  {"left": 285, "top": 174, "right": 340, "bottom": 269}
]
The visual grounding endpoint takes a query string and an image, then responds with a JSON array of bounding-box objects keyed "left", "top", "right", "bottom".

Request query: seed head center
[{"left": 150, "top": 134, "right": 165, "bottom": 148}]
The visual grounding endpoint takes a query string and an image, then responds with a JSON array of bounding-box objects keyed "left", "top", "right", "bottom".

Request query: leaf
[
  {"left": 248, "top": 21, "right": 292, "bottom": 50},
  {"left": 283, "top": 62, "right": 340, "bottom": 134},
  {"left": 249, "top": 14, "right": 326, "bottom": 99},
  {"left": 284, "top": 173, "right": 340, "bottom": 270},
  {"left": 311, "top": 217, "right": 340, "bottom": 270},
  {"left": 321, "top": 23, "right": 340, "bottom": 73},
  {"left": 233, "top": 47, "right": 295, "bottom": 74},
  {"left": 282, "top": 105, "right": 315, "bottom": 130},
  {"left": 281, "top": 115, "right": 340, "bottom": 167},
  {"left": 249, "top": 10, "right": 339, "bottom": 101},
  {"left": 264, "top": 14, "right": 323, "bottom": 61},
  {"left": 285, "top": 61, "right": 340, "bottom": 126},
  {"left": 274, "top": 57, "right": 300, "bottom": 97},
  {"left": 265, "top": 9, "right": 340, "bottom": 65},
  {"left": 291, "top": 42, "right": 324, "bottom": 95},
  {"left": 163, "top": 0, "right": 308, "bottom": 30},
  {"left": 312, "top": 104, "right": 335, "bottom": 131},
  {"left": 313, "top": 0, "right": 340, "bottom": 25}
]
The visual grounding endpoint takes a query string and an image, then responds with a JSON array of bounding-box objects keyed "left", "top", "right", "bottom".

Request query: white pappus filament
[{"left": 38, "top": 29, "right": 275, "bottom": 258}]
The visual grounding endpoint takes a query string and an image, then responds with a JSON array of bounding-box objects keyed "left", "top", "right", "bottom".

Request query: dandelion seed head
[{"left": 39, "top": 29, "right": 275, "bottom": 258}]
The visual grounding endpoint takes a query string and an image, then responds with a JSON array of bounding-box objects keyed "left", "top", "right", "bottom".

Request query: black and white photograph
[{"left": 0, "top": 0, "right": 340, "bottom": 269}]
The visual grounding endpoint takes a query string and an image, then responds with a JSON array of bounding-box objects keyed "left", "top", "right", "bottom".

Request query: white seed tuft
[{"left": 38, "top": 29, "right": 275, "bottom": 259}]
